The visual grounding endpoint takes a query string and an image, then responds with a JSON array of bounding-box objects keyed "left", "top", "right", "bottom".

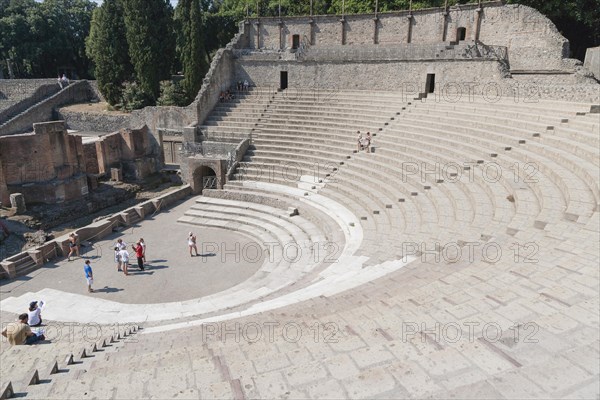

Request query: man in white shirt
[{"left": 115, "top": 239, "right": 127, "bottom": 251}]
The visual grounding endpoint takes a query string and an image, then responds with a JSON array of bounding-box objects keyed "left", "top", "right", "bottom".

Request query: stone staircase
[
  {"left": 0, "top": 324, "right": 139, "bottom": 399},
  {"left": 0, "top": 252, "right": 38, "bottom": 278},
  {"left": 198, "top": 87, "right": 279, "bottom": 142},
  {"left": 0, "top": 85, "right": 61, "bottom": 125},
  {"left": 0, "top": 81, "right": 95, "bottom": 136}
]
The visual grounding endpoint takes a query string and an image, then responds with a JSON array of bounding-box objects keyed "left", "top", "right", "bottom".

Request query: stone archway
[
  {"left": 184, "top": 157, "right": 227, "bottom": 194},
  {"left": 194, "top": 166, "right": 217, "bottom": 192}
]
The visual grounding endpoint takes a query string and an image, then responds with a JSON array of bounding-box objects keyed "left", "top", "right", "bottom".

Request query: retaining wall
[{"left": 0, "top": 81, "right": 97, "bottom": 136}]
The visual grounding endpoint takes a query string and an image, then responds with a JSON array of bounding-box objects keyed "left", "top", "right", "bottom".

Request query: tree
[
  {"left": 157, "top": 79, "right": 188, "bottom": 106},
  {"left": 86, "top": 0, "right": 133, "bottom": 105},
  {"left": 0, "top": 0, "right": 96, "bottom": 78},
  {"left": 175, "top": 0, "right": 209, "bottom": 103},
  {"left": 39, "top": 0, "right": 97, "bottom": 78},
  {"left": 122, "top": 0, "right": 176, "bottom": 101}
]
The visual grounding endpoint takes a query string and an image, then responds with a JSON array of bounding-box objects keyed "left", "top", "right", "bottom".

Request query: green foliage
[
  {"left": 156, "top": 80, "right": 188, "bottom": 106},
  {"left": 86, "top": 0, "right": 133, "bottom": 105},
  {"left": 175, "top": 0, "right": 209, "bottom": 103},
  {"left": 0, "top": 0, "right": 96, "bottom": 78},
  {"left": 1, "top": 0, "right": 597, "bottom": 94},
  {"left": 117, "top": 81, "right": 152, "bottom": 112},
  {"left": 203, "top": 13, "right": 242, "bottom": 54},
  {"left": 122, "top": 0, "right": 176, "bottom": 101}
]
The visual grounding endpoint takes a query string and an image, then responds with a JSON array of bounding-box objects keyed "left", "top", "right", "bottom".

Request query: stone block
[
  {"left": 9, "top": 193, "right": 26, "bottom": 213},
  {"left": 1, "top": 261, "right": 16, "bottom": 279},
  {"left": 111, "top": 168, "right": 123, "bottom": 182}
]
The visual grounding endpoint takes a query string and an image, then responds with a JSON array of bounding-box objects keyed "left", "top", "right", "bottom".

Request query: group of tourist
[
  {"left": 113, "top": 238, "right": 146, "bottom": 277},
  {"left": 1, "top": 301, "right": 46, "bottom": 345},
  {"left": 219, "top": 89, "right": 236, "bottom": 102},
  {"left": 357, "top": 131, "right": 372, "bottom": 153},
  {"left": 4, "top": 230, "right": 201, "bottom": 346}
]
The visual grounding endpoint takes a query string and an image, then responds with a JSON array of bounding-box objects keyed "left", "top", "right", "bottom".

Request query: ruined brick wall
[
  {"left": 83, "top": 141, "right": 100, "bottom": 174},
  {"left": 94, "top": 127, "right": 160, "bottom": 180},
  {"left": 95, "top": 132, "right": 123, "bottom": 175},
  {"left": 0, "top": 121, "right": 88, "bottom": 204}
]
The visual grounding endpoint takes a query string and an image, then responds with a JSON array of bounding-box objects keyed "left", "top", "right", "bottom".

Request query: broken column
[{"left": 9, "top": 193, "right": 26, "bottom": 214}]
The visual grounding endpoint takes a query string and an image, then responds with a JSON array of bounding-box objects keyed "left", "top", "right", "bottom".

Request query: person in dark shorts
[{"left": 132, "top": 242, "right": 145, "bottom": 271}]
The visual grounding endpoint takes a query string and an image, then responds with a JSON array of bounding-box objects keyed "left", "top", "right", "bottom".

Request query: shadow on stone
[{"left": 95, "top": 286, "right": 124, "bottom": 293}]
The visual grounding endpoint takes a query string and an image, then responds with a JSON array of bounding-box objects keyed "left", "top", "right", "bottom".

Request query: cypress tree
[
  {"left": 85, "top": 0, "right": 133, "bottom": 105},
  {"left": 176, "top": 0, "right": 208, "bottom": 103},
  {"left": 122, "top": 0, "right": 175, "bottom": 101}
]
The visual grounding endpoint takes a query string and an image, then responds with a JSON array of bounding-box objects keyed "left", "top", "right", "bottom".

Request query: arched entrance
[
  {"left": 184, "top": 157, "right": 227, "bottom": 194},
  {"left": 192, "top": 165, "right": 218, "bottom": 193}
]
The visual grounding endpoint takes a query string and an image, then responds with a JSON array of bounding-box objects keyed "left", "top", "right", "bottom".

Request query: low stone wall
[
  {"left": 1, "top": 184, "right": 192, "bottom": 278},
  {"left": 227, "top": 138, "right": 251, "bottom": 180},
  {"left": 0, "top": 80, "right": 97, "bottom": 136},
  {"left": 56, "top": 108, "right": 131, "bottom": 133}
]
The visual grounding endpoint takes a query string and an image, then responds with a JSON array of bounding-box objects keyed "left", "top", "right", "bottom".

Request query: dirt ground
[
  {"left": 0, "top": 173, "right": 182, "bottom": 261},
  {"left": 59, "top": 102, "right": 128, "bottom": 114}
]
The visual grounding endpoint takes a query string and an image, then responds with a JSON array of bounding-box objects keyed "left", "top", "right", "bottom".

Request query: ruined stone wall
[
  {"left": 246, "top": 2, "right": 574, "bottom": 72},
  {"left": 0, "top": 80, "right": 97, "bottom": 136},
  {"left": 0, "top": 79, "right": 57, "bottom": 101},
  {"left": 0, "top": 121, "right": 88, "bottom": 204},
  {"left": 56, "top": 108, "right": 131, "bottom": 133},
  {"left": 95, "top": 133, "right": 122, "bottom": 175},
  {"left": 1, "top": 83, "right": 60, "bottom": 123},
  {"left": 83, "top": 141, "right": 100, "bottom": 175},
  {"left": 584, "top": 47, "right": 600, "bottom": 80},
  {"left": 94, "top": 127, "right": 161, "bottom": 180}
]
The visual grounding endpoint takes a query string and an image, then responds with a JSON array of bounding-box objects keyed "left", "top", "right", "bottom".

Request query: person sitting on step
[{"left": 2, "top": 314, "right": 45, "bottom": 345}]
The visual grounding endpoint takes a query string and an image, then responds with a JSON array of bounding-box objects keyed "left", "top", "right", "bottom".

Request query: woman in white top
[
  {"left": 188, "top": 232, "right": 199, "bottom": 257},
  {"left": 114, "top": 247, "right": 122, "bottom": 272},
  {"left": 118, "top": 248, "right": 130, "bottom": 275},
  {"left": 28, "top": 301, "right": 43, "bottom": 326}
]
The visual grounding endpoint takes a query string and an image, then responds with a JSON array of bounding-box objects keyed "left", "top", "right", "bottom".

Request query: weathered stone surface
[{"left": 9, "top": 193, "right": 25, "bottom": 213}]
